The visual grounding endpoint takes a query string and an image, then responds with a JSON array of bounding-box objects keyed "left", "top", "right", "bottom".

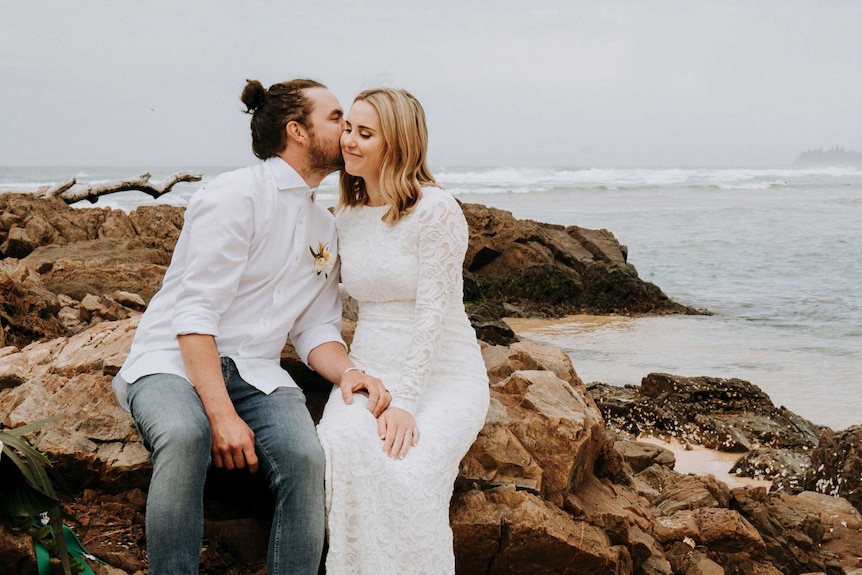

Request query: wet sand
[{"left": 636, "top": 436, "right": 772, "bottom": 489}]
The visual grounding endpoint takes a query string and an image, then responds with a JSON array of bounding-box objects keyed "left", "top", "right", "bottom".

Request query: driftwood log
[{"left": 35, "top": 171, "right": 202, "bottom": 204}]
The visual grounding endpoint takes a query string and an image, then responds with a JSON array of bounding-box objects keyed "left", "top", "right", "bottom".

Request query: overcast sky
[{"left": 2, "top": 1, "right": 860, "bottom": 168}]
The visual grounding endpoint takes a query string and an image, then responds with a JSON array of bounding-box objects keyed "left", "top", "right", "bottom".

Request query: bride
[{"left": 316, "top": 88, "right": 490, "bottom": 574}]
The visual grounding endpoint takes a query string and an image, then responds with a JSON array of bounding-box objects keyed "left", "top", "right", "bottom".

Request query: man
[{"left": 113, "top": 78, "right": 389, "bottom": 575}]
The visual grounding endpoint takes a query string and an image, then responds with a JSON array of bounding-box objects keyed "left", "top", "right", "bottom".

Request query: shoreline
[
  {"left": 636, "top": 436, "right": 772, "bottom": 489},
  {"left": 503, "top": 314, "right": 859, "bottom": 432},
  {"left": 505, "top": 315, "right": 829, "bottom": 487}
]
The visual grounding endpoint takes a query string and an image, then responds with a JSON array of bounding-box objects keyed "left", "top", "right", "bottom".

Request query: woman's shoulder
[{"left": 417, "top": 186, "right": 460, "bottom": 213}]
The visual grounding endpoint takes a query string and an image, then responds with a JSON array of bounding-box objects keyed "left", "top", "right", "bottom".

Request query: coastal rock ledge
[
  {"left": 3, "top": 192, "right": 860, "bottom": 573},
  {"left": 0, "top": 193, "right": 697, "bottom": 350},
  {"left": 3, "top": 322, "right": 862, "bottom": 574}
]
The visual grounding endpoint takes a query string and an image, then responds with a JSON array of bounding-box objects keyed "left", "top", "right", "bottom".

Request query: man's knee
[
  {"left": 150, "top": 417, "right": 211, "bottom": 460},
  {"left": 266, "top": 438, "right": 324, "bottom": 492}
]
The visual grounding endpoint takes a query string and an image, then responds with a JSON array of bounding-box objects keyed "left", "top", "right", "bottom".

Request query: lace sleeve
[{"left": 389, "top": 192, "right": 468, "bottom": 414}]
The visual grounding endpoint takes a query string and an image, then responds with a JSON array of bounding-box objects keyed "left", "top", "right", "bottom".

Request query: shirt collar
[{"left": 266, "top": 156, "right": 317, "bottom": 199}]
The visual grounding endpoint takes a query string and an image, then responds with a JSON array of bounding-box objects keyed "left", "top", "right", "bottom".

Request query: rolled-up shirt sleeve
[
  {"left": 290, "top": 255, "right": 346, "bottom": 364},
  {"left": 171, "top": 177, "right": 253, "bottom": 336}
]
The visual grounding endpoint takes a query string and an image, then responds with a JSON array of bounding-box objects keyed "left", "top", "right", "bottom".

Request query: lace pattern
[{"left": 318, "top": 188, "right": 490, "bottom": 574}]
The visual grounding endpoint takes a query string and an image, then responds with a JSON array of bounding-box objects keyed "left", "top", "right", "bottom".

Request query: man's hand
[
  {"left": 177, "top": 333, "right": 258, "bottom": 472},
  {"left": 340, "top": 369, "right": 391, "bottom": 417},
  {"left": 209, "top": 410, "right": 259, "bottom": 472},
  {"left": 377, "top": 407, "right": 419, "bottom": 459}
]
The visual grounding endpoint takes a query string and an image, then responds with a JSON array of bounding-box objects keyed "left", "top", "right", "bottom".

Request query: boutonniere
[{"left": 310, "top": 241, "right": 335, "bottom": 278}]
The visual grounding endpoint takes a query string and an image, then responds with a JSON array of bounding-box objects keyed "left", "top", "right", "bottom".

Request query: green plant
[{"left": 0, "top": 416, "right": 82, "bottom": 575}]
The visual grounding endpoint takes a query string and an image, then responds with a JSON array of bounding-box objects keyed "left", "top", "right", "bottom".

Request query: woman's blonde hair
[{"left": 338, "top": 88, "right": 437, "bottom": 223}]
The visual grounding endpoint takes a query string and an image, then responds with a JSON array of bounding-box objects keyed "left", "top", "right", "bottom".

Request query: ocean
[{"left": 2, "top": 165, "right": 860, "bottom": 431}]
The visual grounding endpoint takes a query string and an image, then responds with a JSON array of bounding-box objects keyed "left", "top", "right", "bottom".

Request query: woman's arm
[
  {"left": 380, "top": 192, "right": 468, "bottom": 458},
  {"left": 390, "top": 192, "right": 468, "bottom": 414}
]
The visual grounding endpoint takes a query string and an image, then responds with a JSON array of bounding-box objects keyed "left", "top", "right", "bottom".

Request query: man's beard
[{"left": 308, "top": 129, "right": 344, "bottom": 175}]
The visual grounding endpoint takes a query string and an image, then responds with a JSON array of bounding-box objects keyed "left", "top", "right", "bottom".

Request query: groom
[{"left": 113, "top": 78, "right": 389, "bottom": 575}]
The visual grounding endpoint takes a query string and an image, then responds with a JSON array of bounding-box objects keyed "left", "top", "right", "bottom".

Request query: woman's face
[{"left": 341, "top": 99, "right": 385, "bottom": 182}]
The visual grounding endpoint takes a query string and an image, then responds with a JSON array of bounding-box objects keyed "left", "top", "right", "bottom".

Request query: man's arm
[
  {"left": 307, "top": 341, "right": 390, "bottom": 417},
  {"left": 178, "top": 333, "right": 259, "bottom": 472}
]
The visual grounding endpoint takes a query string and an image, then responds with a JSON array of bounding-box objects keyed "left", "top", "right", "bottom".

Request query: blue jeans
[{"left": 127, "top": 358, "right": 325, "bottom": 575}]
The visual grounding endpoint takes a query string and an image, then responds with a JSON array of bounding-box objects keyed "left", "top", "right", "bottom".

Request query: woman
[{"left": 316, "top": 88, "right": 490, "bottom": 574}]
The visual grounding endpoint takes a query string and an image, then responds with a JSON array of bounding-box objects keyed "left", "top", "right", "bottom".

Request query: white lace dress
[{"left": 317, "top": 187, "right": 490, "bottom": 575}]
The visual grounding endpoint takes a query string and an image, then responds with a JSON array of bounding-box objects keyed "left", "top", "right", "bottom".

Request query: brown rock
[
  {"left": 0, "top": 258, "right": 65, "bottom": 346},
  {"left": 665, "top": 541, "right": 725, "bottom": 575},
  {"left": 0, "top": 318, "right": 148, "bottom": 491},
  {"left": 730, "top": 486, "right": 862, "bottom": 574},
  {"left": 452, "top": 486, "right": 629, "bottom": 574},
  {"left": 656, "top": 507, "right": 765, "bottom": 555},
  {"left": 638, "top": 464, "right": 731, "bottom": 515},
  {"left": 460, "top": 201, "right": 697, "bottom": 316},
  {"left": 589, "top": 374, "right": 823, "bottom": 472},
  {"left": 24, "top": 238, "right": 171, "bottom": 302},
  {"left": 804, "top": 426, "right": 862, "bottom": 513},
  {"left": 564, "top": 473, "right": 662, "bottom": 567},
  {"left": 614, "top": 440, "right": 676, "bottom": 474},
  {"left": 459, "top": 369, "right": 605, "bottom": 505},
  {"left": 482, "top": 340, "right": 580, "bottom": 386},
  {"left": 0, "top": 521, "right": 37, "bottom": 575}
]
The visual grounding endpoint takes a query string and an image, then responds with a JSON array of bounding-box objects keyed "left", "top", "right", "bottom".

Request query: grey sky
[{"left": 2, "top": 1, "right": 860, "bottom": 168}]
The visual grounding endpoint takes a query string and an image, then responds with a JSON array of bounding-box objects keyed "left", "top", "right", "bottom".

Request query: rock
[
  {"left": 686, "top": 508, "right": 766, "bottom": 555},
  {"left": 563, "top": 473, "right": 662, "bottom": 566},
  {"left": 0, "top": 521, "right": 37, "bottom": 575},
  {"left": 460, "top": 202, "right": 698, "bottom": 316},
  {"left": 642, "top": 467, "right": 732, "bottom": 516},
  {"left": 481, "top": 340, "right": 579, "bottom": 386},
  {"left": 730, "top": 486, "right": 862, "bottom": 574},
  {"left": 613, "top": 440, "right": 676, "bottom": 474},
  {"left": 0, "top": 258, "right": 66, "bottom": 346},
  {"left": 24, "top": 238, "right": 172, "bottom": 303},
  {"left": 665, "top": 541, "right": 725, "bottom": 575},
  {"left": 1, "top": 194, "right": 698, "bottom": 350},
  {"left": 804, "top": 426, "right": 862, "bottom": 513},
  {"left": 6, "top": 191, "right": 861, "bottom": 574},
  {"left": 458, "top": 368, "right": 605, "bottom": 505},
  {"left": 589, "top": 375, "right": 823, "bottom": 453},
  {"left": 732, "top": 447, "right": 812, "bottom": 493},
  {"left": 451, "top": 486, "right": 630, "bottom": 574},
  {"left": 464, "top": 301, "right": 518, "bottom": 345}
]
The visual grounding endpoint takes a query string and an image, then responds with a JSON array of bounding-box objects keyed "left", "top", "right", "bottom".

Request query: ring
[{"left": 405, "top": 431, "right": 413, "bottom": 436}]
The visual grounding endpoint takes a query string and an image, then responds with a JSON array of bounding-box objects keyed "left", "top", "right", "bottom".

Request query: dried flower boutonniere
[{"left": 310, "top": 241, "right": 335, "bottom": 278}]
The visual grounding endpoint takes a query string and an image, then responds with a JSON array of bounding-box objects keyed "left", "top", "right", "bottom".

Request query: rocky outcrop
[
  {"left": 461, "top": 202, "right": 700, "bottom": 317},
  {"left": 589, "top": 373, "right": 823, "bottom": 453},
  {"left": 3, "top": 191, "right": 862, "bottom": 573},
  {"left": 589, "top": 373, "right": 827, "bottom": 494},
  {"left": 3, "top": 321, "right": 862, "bottom": 574},
  {"left": 804, "top": 426, "right": 862, "bottom": 512},
  {"left": 0, "top": 194, "right": 698, "bottom": 350}
]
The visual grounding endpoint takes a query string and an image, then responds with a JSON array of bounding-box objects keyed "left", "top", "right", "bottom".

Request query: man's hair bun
[{"left": 241, "top": 79, "right": 266, "bottom": 112}]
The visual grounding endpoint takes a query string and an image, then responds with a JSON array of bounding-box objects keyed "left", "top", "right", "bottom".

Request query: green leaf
[
  {"left": 48, "top": 506, "right": 73, "bottom": 575},
  {"left": 2, "top": 414, "right": 63, "bottom": 438},
  {"left": 0, "top": 455, "right": 58, "bottom": 515},
  {"left": 0, "top": 434, "right": 57, "bottom": 496}
]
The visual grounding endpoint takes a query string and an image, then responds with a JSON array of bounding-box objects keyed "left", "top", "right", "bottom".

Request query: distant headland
[{"left": 793, "top": 146, "right": 862, "bottom": 168}]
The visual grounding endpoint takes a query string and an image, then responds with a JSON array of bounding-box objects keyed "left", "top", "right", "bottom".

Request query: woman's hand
[{"left": 377, "top": 407, "right": 419, "bottom": 459}]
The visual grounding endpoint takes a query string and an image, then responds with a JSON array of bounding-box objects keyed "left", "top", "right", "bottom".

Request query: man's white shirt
[{"left": 113, "top": 157, "right": 344, "bottom": 410}]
